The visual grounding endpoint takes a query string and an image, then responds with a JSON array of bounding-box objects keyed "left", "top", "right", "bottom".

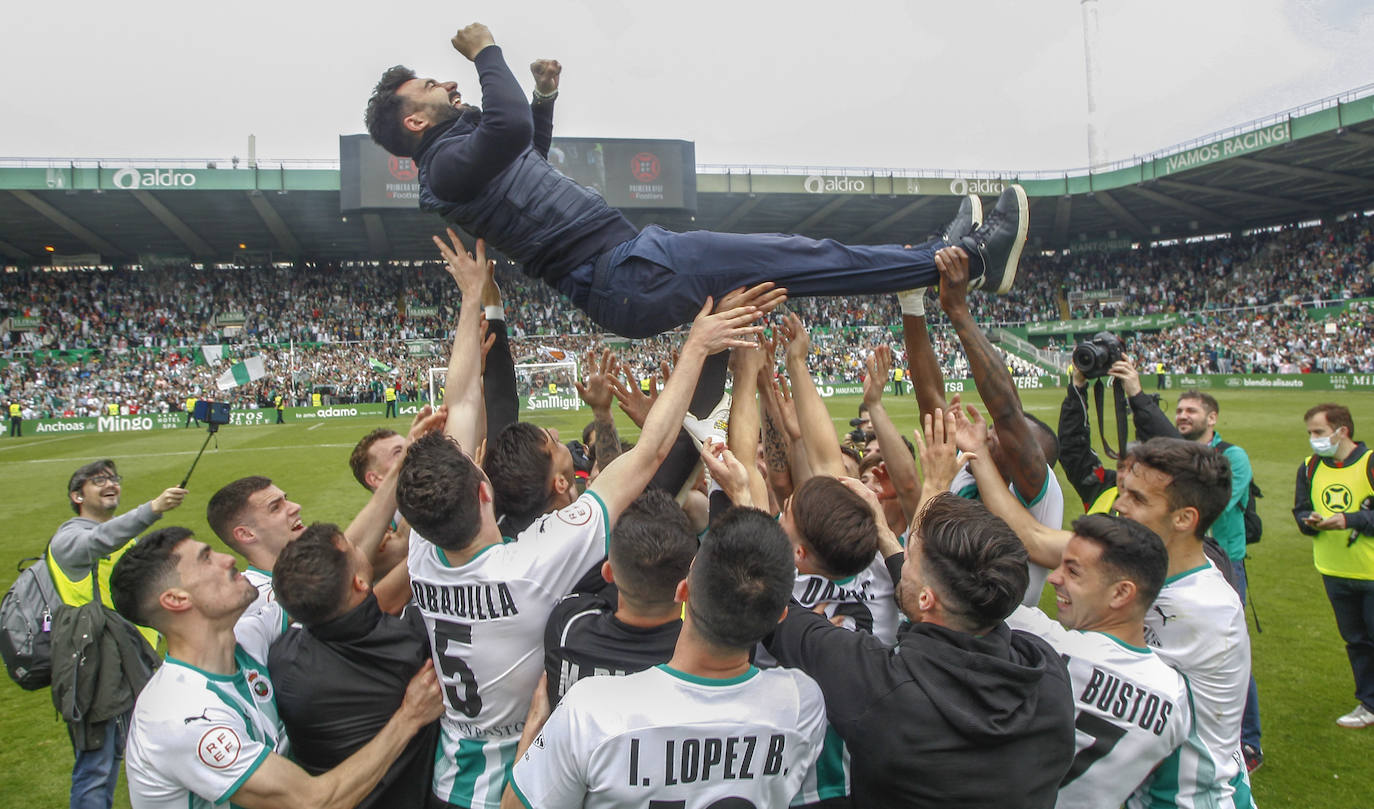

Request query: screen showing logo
[
  {"left": 389, "top": 157, "right": 418, "bottom": 182},
  {"left": 630, "top": 152, "right": 660, "bottom": 183}
]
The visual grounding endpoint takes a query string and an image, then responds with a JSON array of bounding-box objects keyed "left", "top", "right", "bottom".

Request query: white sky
[{"left": 3, "top": 0, "right": 1371, "bottom": 171}]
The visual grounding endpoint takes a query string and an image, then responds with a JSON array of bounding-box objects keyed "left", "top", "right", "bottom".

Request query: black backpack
[
  {"left": 1216, "top": 441, "right": 1263, "bottom": 544},
  {"left": 1, "top": 553, "right": 62, "bottom": 690}
]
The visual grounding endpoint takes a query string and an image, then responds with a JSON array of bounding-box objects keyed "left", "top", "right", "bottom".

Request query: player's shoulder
[
  {"left": 524, "top": 491, "right": 610, "bottom": 539},
  {"left": 132, "top": 663, "right": 218, "bottom": 725},
  {"left": 547, "top": 592, "right": 613, "bottom": 632}
]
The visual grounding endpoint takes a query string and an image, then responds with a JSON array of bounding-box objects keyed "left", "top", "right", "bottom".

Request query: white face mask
[{"left": 1310, "top": 432, "right": 1341, "bottom": 457}]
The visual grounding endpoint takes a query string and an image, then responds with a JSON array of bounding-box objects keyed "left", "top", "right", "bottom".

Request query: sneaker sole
[{"left": 992, "top": 184, "right": 1028, "bottom": 294}]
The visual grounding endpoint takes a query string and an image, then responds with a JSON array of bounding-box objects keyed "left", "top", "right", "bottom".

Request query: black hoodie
[{"left": 766, "top": 607, "right": 1075, "bottom": 808}]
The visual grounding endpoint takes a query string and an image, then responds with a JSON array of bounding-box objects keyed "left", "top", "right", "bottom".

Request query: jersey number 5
[
  {"left": 1060, "top": 711, "right": 1126, "bottom": 786},
  {"left": 434, "top": 620, "right": 482, "bottom": 717}
]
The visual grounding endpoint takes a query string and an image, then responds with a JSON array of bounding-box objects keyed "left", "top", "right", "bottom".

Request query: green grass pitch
[{"left": 1, "top": 388, "right": 1370, "bottom": 807}]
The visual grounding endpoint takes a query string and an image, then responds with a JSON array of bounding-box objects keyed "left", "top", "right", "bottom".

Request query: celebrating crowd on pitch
[{"left": 9, "top": 21, "right": 1374, "bottom": 809}]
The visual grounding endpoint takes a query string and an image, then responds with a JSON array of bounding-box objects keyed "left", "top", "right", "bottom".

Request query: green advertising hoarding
[{"left": 1024, "top": 313, "right": 1181, "bottom": 337}]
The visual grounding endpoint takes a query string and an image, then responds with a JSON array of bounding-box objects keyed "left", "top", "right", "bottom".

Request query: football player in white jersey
[
  {"left": 507, "top": 506, "right": 827, "bottom": 809},
  {"left": 403, "top": 230, "right": 770, "bottom": 809},
  {"left": 109, "top": 526, "right": 442, "bottom": 809},
  {"left": 956, "top": 405, "right": 1256, "bottom": 809},
  {"left": 1004, "top": 512, "right": 1196, "bottom": 809}
]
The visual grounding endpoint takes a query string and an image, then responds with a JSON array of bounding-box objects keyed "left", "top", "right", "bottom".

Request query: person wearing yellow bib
[
  {"left": 1295, "top": 403, "right": 1374, "bottom": 729},
  {"left": 7, "top": 401, "right": 20, "bottom": 437},
  {"left": 49, "top": 459, "right": 186, "bottom": 809},
  {"left": 384, "top": 383, "right": 398, "bottom": 418}
]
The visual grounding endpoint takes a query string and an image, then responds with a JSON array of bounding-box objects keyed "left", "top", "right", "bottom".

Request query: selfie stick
[{"left": 180, "top": 422, "right": 222, "bottom": 489}]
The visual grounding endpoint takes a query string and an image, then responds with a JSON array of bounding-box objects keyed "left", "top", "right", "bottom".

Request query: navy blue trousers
[{"left": 556, "top": 226, "right": 945, "bottom": 338}]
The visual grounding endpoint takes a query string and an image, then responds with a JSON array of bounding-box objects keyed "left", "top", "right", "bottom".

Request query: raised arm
[
  {"left": 589, "top": 299, "right": 764, "bottom": 524},
  {"left": 902, "top": 309, "right": 949, "bottom": 422},
  {"left": 433, "top": 230, "right": 489, "bottom": 453},
  {"left": 229, "top": 663, "right": 442, "bottom": 809},
  {"left": 574, "top": 348, "right": 624, "bottom": 471},
  {"left": 779, "top": 312, "right": 846, "bottom": 479},
  {"left": 528, "top": 59, "right": 561, "bottom": 159},
  {"left": 427, "top": 28, "right": 535, "bottom": 204},
  {"left": 953, "top": 403, "right": 1070, "bottom": 568},
  {"left": 727, "top": 335, "right": 771, "bottom": 509},
  {"left": 863, "top": 345, "right": 922, "bottom": 524},
  {"left": 938, "top": 247, "right": 1048, "bottom": 501},
  {"left": 346, "top": 406, "right": 446, "bottom": 560}
]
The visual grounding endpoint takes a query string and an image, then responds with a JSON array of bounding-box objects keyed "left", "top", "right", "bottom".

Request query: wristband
[
  {"left": 533, "top": 88, "right": 559, "bottom": 102},
  {"left": 898, "top": 290, "right": 926, "bottom": 318},
  {"left": 484, "top": 305, "right": 505, "bottom": 322}
]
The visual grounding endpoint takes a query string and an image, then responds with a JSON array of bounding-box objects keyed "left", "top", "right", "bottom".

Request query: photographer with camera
[{"left": 1058, "top": 339, "right": 1177, "bottom": 515}]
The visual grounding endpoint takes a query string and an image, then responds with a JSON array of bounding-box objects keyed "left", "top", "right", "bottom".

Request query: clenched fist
[
  {"left": 530, "top": 59, "right": 562, "bottom": 95},
  {"left": 451, "top": 23, "right": 495, "bottom": 61}
]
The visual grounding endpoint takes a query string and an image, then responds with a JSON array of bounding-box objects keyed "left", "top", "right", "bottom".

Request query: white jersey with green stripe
[
  {"left": 792, "top": 551, "right": 899, "bottom": 646},
  {"left": 511, "top": 664, "right": 827, "bottom": 809},
  {"left": 125, "top": 603, "right": 289, "bottom": 809},
  {"left": 408, "top": 491, "right": 611, "bottom": 809},
  {"left": 1135, "top": 561, "right": 1255, "bottom": 809},
  {"left": 1007, "top": 606, "right": 1193, "bottom": 809},
  {"left": 951, "top": 463, "right": 1063, "bottom": 606}
]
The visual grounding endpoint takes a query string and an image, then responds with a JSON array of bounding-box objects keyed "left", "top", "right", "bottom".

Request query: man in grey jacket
[{"left": 48, "top": 459, "right": 185, "bottom": 809}]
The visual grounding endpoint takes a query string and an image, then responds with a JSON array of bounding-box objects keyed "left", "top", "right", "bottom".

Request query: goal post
[{"left": 429, "top": 360, "right": 581, "bottom": 412}]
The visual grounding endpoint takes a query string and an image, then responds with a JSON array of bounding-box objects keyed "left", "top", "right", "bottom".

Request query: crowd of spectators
[{"left": 3, "top": 213, "right": 1371, "bottom": 418}]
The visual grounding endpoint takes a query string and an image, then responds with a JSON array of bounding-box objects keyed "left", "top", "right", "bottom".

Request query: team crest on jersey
[
  {"left": 557, "top": 501, "right": 593, "bottom": 526},
  {"left": 246, "top": 670, "right": 273, "bottom": 701},
  {"left": 1321, "top": 483, "right": 1354, "bottom": 512},
  {"left": 197, "top": 726, "right": 242, "bottom": 769}
]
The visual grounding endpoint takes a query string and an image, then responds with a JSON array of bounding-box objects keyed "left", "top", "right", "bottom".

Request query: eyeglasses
[{"left": 86, "top": 474, "right": 122, "bottom": 487}]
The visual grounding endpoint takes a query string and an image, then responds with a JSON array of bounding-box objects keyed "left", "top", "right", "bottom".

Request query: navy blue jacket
[{"left": 414, "top": 46, "right": 637, "bottom": 281}]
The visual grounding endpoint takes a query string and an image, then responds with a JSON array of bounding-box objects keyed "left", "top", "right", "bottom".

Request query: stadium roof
[{"left": 3, "top": 84, "right": 1374, "bottom": 267}]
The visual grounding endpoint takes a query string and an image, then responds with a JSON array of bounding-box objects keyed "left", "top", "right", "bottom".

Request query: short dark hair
[
  {"left": 857, "top": 403, "right": 870, "bottom": 416},
  {"left": 1125, "top": 438, "right": 1232, "bottom": 539},
  {"left": 915, "top": 493, "right": 1028, "bottom": 632},
  {"left": 365, "top": 65, "right": 420, "bottom": 157},
  {"left": 1025, "top": 413, "right": 1060, "bottom": 467},
  {"left": 350, "top": 428, "right": 399, "bottom": 490},
  {"left": 67, "top": 459, "right": 116, "bottom": 514},
  {"left": 1178, "top": 390, "right": 1220, "bottom": 415},
  {"left": 790, "top": 476, "right": 878, "bottom": 577},
  {"left": 688, "top": 507, "right": 794, "bottom": 650},
  {"left": 610, "top": 490, "right": 698, "bottom": 608},
  {"left": 110, "top": 526, "right": 194, "bottom": 629},
  {"left": 1070, "top": 514, "right": 1168, "bottom": 609},
  {"left": 1305, "top": 402, "right": 1355, "bottom": 439},
  {"left": 206, "top": 476, "right": 273, "bottom": 554},
  {"left": 273, "top": 523, "right": 352, "bottom": 627},
  {"left": 484, "top": 422, "right": 554, "bottom": 527},
  {"left": 397, "top": 432, "right": 483, "bottom": 551}
]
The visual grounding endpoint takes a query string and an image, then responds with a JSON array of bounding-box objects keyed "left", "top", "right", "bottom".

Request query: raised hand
[
  {"left": 529, "top": 59, "right": 562, "bottom": 95},
  {"left": 451, "top": 23, "right": 496, "bottom": 61},
  {"left": 700, "top": 440, "right": 752, "bottom": 507},
  {"left": 610, "top": 366, "right": 657, "bottom": 428},
  {"left": 407, "top": 404, "right": 448, "bottom": 442},
  {"left": 717, "top": 282, "right": 788, "bottom": 318},
  {"left": 685, "top": 298, "right": 765, "bottom": 355},
  {"left": 915, "top": 407, "right": 967, "bottom": 495},
  {"left": 935, "top": 246, "right": 972, "bottom": 312},
  {"left": 778, "top": 312, "right": 811, "bottom": 365},
  {"left": 432, "top": 228, "right": 489, "bottom": 298},
  {"left": 575, "top": 348, "right": 617, "bottom": 412},
  {"left": 863, "top": 345, "right": 893, "bottom": 407},
  {"left": 950, "top": 396, "right": 991, "bottom": 454}
]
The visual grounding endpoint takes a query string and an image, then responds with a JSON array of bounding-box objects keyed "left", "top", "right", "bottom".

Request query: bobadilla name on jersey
[
  {"left": 626, "top": 734, "right": 789, "bottom": 789},
  {"left": 411, "top": 581, "right": 520, "bottom": 621}
]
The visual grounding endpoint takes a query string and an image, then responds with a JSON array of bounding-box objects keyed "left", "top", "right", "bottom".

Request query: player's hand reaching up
[
  {"left": 433, "top": 228, "right": 489, "bottom": 299},
  {"left": 717, "top": 282, "right": 788, "bottom": 318},
  {"left": 406, "top": 404, "right": 448, "bottom": 443},
  {"left": 916, "top": 406, "right": 967, "bottom": 497},
  {"left": 700, "top": 440, "right": 752, "bottom": 507},
  {"left": 575, "top": 349, "right": 618, "bottom": 413},
  {"left": 685, "top": 297, "right": 765, "bottom": 355},
  {"left": 936, "top": 246, "right": 972, "bottom": 312},
  {"left": 863, "top": 345, "right": 893, "bottom": 407},
  {"left": 778, "top": 312, "right": 811, "bottom": 366}
]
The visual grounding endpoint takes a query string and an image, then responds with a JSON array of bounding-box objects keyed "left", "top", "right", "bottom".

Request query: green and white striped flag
[
  {"left": 368, "top": 357, "right": 394, "bottom": 374},
  {"left": 216, "top": 356, "right": 266, "bottom": 390}
]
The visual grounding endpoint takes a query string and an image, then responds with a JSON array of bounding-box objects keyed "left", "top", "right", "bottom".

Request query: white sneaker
[
  {"left": 682, "top": 393, "right": 731, "bottom": 449},
  {"left": 1336, "top": 703, "right": 1374, "bottom": 728}
]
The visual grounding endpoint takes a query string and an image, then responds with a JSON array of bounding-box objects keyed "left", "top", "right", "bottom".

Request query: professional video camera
[
  {"left": 1072, "top": 332, "right": 1125, "bottom": 379},
  {"left": 847, "top": 417, "right": 873, "bottom": 446}
]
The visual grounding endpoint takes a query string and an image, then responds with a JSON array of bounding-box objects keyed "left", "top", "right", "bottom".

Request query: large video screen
[{"left": 340, "top": 134, "right": 695, "bottom": 212}]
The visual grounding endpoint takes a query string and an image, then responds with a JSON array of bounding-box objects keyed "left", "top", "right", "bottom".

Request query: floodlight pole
[{"left": 1081, "top": 0, "right": 1107, "bottom": 169}]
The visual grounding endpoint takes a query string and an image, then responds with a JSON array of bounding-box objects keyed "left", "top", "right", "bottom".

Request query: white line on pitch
[{"left": 0, "top": 443, "right": 357, "bottom": 466}]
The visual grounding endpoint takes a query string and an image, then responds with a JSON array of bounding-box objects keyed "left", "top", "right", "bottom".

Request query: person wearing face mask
[{"left": 1294, "top": 403, "right": 1374, "bottom": 729}]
